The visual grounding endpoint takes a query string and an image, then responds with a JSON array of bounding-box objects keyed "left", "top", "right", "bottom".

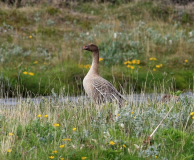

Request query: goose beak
[{"left": 83, "top": 45, "right": 89, "bottom": 50}]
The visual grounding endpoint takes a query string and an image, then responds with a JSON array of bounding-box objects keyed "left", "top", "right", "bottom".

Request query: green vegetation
[
  {"left": 0, "top": 1, "right": 194, "bottom": 159},
  {"left": 0, "top": 93, "right": 194, "bottom": 159},
  {"left": 0, "top": 0, "right": 194, "bottom": 96}
]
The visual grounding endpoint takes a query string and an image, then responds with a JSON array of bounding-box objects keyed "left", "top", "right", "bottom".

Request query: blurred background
[{"left": 0, "top": 0, "right": 194, "bottom": 97}]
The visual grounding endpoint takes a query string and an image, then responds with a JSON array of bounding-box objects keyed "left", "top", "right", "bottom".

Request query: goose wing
[{"left": 92, "top": 76, "right": 125, "bottom": 105}]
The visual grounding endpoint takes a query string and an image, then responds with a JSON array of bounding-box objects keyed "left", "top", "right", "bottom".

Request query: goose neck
[{"left": 89, "top": 51, "right": 99, "bottom": 75}]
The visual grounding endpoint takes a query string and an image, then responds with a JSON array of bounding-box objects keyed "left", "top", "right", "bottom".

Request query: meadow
[
  {"left": 0, "top": 91, "right": 194, "bottom": 160},
  {"left": 0, "top": 0, "right": 194, "bottom": 96},
  {"left": 0, "top": 0, "right": 194, "bottom": 159}
]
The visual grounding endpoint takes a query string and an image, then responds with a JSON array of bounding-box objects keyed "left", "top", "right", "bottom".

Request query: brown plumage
[
  {"left": 82, "top": 43, "right": 125, "bottom": 107},
  {"left": 160, "top": 94, "right": 179, "bottom": 103}
]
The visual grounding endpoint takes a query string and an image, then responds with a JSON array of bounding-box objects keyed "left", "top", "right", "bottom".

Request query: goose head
[{"left": 83, "top": 43, "right": 99, "bottom": 52}]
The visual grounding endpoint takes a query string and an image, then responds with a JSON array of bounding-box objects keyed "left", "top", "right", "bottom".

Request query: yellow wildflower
[
  {"left": 44, "top": 62, "right": 46, "bottom": 64},
  {"left": 23, "top": 71, "right": 28, "bottom": 75},
  {"left": 134, "top": 116, "right": 136, "bottom": 119},
  {"left": 192, "top": 116, "right": 194, "bottom": 120},
  {"left": 130, "top": 66, "right": 134, "bottom": 69},
  {"left": 185, "top": 60, "right": 188, "bottom": 63},
  {"left": 52, "top": 150, "right": 57, "bottom": 154},
  {"left": 53, "top": 123, "right": 60, "bottom": 127},
  {"left": 33, "top": 61, "right": 38, "bottom": 64},
  {"left": 190, "top": 112, "right": 194, "bottom": 116},
  {"left": 60, "top": 145, "right": 65, "bottom": 148},
  {"left": 62, "top": 138, "right": 71, "bottom": 141},
  {"left": 9, "top": 133, "right": 14, "bottom": 136},
  {"left": 7, "top": 149, "right": 12, "bottom": 152},
  {"left": 155, "top": 155, "right": 158, "bottom": 158},
  {"left": 99, "top": 58, "right": 103, "bottom": 61},
  {"left": 132, "top": 60, "right": 136, "bottom": 64},
  {"left": 29, "top": 35, "right": 32, "bottom": 39},
  {"left": 82, "top": 157, "right": 87, "bottom": 160},
  {"left": 136, "top": 60, "right": 140, "bottom": 64},
  {"left": 127, "top": 65, "right": 131, "bottom": 68},
  {"left": 131, "top": 111, "right": 134, "bottom": 114},
  {"left": 84, "top": 64, "right": 91, "bottom": 69},
  {"left": 73, "top": 128, "right": 76, "bottom": 131},
  {"left": 153, "top": 68, "right": 156, "bottom": 71},
  {"left": 49, "top": 156, "right": 54, "bottom": 159},
  {"left": 156, "top": 65, "right": 160, "bottom": 68},
  {"left": 109, "top": 141, "right": 115, "bottom": 145},
  {"left": 37, "top": 114, "right": 41, "bottom": 117},
  {"left": 150, "top": 57, "right": 157, "bottom": 60},
  {"left": 28, "top": 72, "right": 34, "bottom": 76},
  {"left": 139, "top": 66, "right": 141, "bottom": 68},
  {"left": 123, "top": 144, "right": 127, "bottom": 148},
  {"left": 44, "top": 115, "right": 48, "bottom": 118},
  {"left": 60, "top": 158, "right": 64, "bottom": 160},
  {"left": 117, "top": 114, "right": 120, "bottom": 116},
  {"left": 124, "top": 61, "right": 131, "bottom": 65},
  {"left": 160, "top": 64, "right": 162, "bottom": 67}
]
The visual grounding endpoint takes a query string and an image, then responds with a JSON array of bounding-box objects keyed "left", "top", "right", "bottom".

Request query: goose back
[{"left": 91, "top": 76, "right": 125, "bottom": 106}]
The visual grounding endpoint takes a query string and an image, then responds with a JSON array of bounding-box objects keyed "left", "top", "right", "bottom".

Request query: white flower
[
  {"left": 119, "top": 123, "right": 125, "bottom": 128},
  {"left": 80, "top": 144, "right": 84, "bottom": 149},
  {"left": 86, "top": 32, "right": 89, "bottom": 35},
  {"left": 72, "top": 145, "right": 76, "bottom": 149},
  {"left": 169, "top": 39, "right": 172, "bottom": 45},
  {"left": 189, "top": 32, "right": 192, "bottom": 37},
  {"left": 114, "top": 108, "right": 120, "bottom": 120},
  {"left": 134, "top": 144, "right": 140, "bottom": 149},
  {"left": 103, "top": 131, "right": 110, "bottom": 137},
  {"left": 114, "top": 32, "right": 117, "bottom": 39},
  {"left": 91, "top": 139, "right": 97, "bottom": 143}
]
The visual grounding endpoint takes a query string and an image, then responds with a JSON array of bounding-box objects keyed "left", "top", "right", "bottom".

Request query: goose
[{"left": 82, "top": 43, "right": 126, "bottom": 107}]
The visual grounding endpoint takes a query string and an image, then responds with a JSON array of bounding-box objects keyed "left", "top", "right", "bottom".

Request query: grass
[
  {"left": 0, "top": 1, "right": 194, "bottom": 96},
  {"left": 0, "top": 1, "right": 194, "bottom": 159},
  {"left": 0, "top": 92, "right": 193, "bottom": 159}
]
